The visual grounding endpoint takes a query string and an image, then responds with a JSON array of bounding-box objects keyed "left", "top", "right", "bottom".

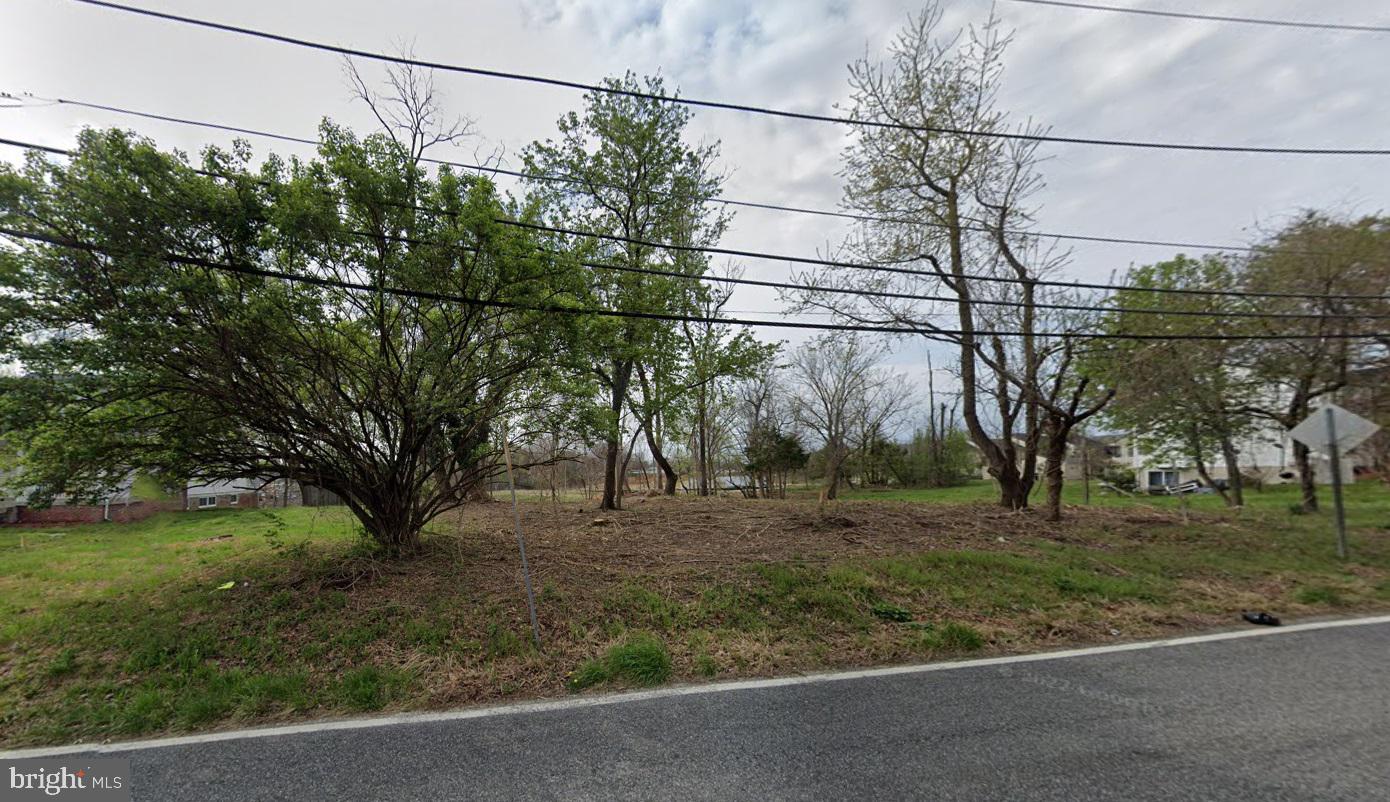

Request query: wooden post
[
  {"left": 1081, "top": 427, "right": 1091, "bottom": 506},
  {"left": 502, "top": 431, "right": 541, "bottom": 647}
]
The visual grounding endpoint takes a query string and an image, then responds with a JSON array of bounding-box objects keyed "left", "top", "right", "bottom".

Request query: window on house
[
  {"left": 1147, "top": 470, "right": 1178, "bottom": 488},
  {"left": 197, "top": 496, "right": 217, "bottom": 508},
  {"left": 228, "top": 495, "right": 238, "bottom": 506}
]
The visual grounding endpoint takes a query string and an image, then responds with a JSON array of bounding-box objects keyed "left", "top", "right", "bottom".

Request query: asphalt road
[{"left": 9, "top": 619, "right": 1389, "bottom": 801}]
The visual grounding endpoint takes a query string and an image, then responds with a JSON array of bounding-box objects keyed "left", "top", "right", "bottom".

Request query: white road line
[{"left": 4, "top": 613, "right": 1388, "bottom": 759}]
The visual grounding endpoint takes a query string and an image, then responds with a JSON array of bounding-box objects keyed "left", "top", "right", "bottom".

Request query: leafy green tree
[
  {"left": 847, "top": 435, "right": 903, "bottom": 488},
  {"left": 744, "top": 426, "right": 808, "bottom": 499},
  {"left": 679, "top": 276, "right": 778, "bottom": 496},
  {"left": 0, "top": 126, "right": 580, "bottom": 554},
  {"left": 898, "top": 428, "right": 977, "bottom": 488},
  {"left": 1090, "top": 254, "right": 1256, "bottom": 507},
  {"left": 624, "top": 273, "right": 773, "bottom": 496},
  {"left": 523, "top": 73, "right": 729, "bottom": 510},
  {"left": 1235, "top": 213, "right": 1388, "bottom": 511}
]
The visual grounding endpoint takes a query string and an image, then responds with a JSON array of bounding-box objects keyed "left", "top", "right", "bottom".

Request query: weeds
[
  {"left": 569, "top": 633, "right": 673, "bottom": 691},
  {"left": 3, "top": 488, "right": 1388, "bottom": 748},
  {"left": 871, "top": 602, "right": 913, "bottom": 622},
  {"left": 336, "top": 666, "right": 410, "bottom": 711},
  {"left": 1295, "top": 585, "right": 1346, "bottom": 606}
]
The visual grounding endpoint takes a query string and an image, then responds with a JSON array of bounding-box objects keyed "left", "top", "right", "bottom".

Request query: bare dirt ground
[
  {"left": 453, "top": 494, "right": 1180, "bottom": 587},
  {"left": 5, "top": 493, "right": 1387, "bottom": 747}
]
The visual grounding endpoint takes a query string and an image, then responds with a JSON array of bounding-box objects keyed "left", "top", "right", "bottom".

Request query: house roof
[
  {"left": 186, "top": 478, "right": 265, "bottom": 496},
  {"left": 1, "top": 472, "right": 136, "bottom": 508}
]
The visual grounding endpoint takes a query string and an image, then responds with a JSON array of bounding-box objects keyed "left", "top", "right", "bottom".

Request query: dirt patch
[
  {"left": 4, "top": 494, "right": 1387, "bottom": 748},
  {"left": 442, "top": 496, "right": 1184, "bottom": 588}
]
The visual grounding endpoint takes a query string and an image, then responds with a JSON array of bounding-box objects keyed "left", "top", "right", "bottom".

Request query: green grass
[
  {"left": 918, "top": 622, "right": 986, "bottom": 652},
  {"left": 835, "top": 479, "right": 1390, "bottom": 530},
  {"left": 1293, "top": 585, "right": 1347, "bottom": 606},
  {"left": 2, "top": 484, "right": 1388, "bottom": 748},
  {"left": 336, "top": 666, "right": 412, "bottom": 711},
  {"left": 569, "top": 633, "right": 673, "bottom": 690},
  {"left": 0, "top": 508, "right": 365, "bottom": 742}
]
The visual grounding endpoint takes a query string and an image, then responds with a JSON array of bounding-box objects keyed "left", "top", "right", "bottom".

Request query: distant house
[
  {"left": 185, "top": 479, "right": 262, "bottom": 510},
  {"left": 185, "top": 477, "right": 340, "bottom": 510},
  {"left": 1, "top": 471, "right": 342, "bottom": 524},
  {"left": 969, "top": 421, "right": 1355, "bottom": 492},
  {"left": 1, "top": 474, "right": 182, "bottom": 525},
  {"left": 1106, "top": 422, "right": 1354, "bottom": 490},
  {"left": 1341, "top": 366, "right": 1390, "bottom": 480}
]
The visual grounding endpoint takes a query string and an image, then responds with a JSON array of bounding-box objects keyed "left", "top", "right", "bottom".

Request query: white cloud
[{"left": 1, "top": 0, "right": 1386, "bottom": 388}]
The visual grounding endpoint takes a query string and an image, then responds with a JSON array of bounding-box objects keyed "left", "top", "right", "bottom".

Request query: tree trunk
[
  {"left": 997, "top": 472, "right": 1029, "bottom": 509},
  {"left": 1192, "top": 448, "right": 1226, "bottom": 505},
  {"left": 599, "top": 361, "right": 634, "bottom": 511},
  {"left": 642, "top": 422, "right": 678, "bottom": 495},
  {"left": 823, "top": 444, "right": 845, "bottom": 500},
  {"left": 1293, "top": 440, "right": 1319, "bottom": 512},
  {"left": 636, "top": 365, "right": 679, "bottom": 495},
  {"left": 1217, "top": 433, "right": 1245, "bottom": 507},
  {"left": 986, "top": 454, "right": 1031, "bottom": 510},
  {"left": 354, "top": 501, "right": 421, "bottom": 557},
  {"left": 600, "top": 436, "right": 621, "bottom": 511},
  {"left": 1042, "top": 427, "right": 1069, "bottom": 522},
  {"left": 696, "top": 386, "right": 710, "bottom": 496},
  {"left": 615, "top": 421, "right": 645, "bottom": 508},
  {"left": 945, "top": 191, "right": 1024, "bottom": 511},
  {"left": 1187, "top": 425, "right": 1229, "bottom": 505}
]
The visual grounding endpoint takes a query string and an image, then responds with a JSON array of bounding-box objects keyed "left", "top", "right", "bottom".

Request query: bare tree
[
  {"left": 788, "top": 4, "right": 1110, "bottom": 511},
  {"left": 788, "top": 335, "right": 909, "bottom": 500},
  {"left": 345, "top": 52, "right": 474, "bottom": 169}
]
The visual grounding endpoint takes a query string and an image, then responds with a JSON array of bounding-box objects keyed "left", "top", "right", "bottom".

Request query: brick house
[{"left": 0, "top": 476, "right": 183, "bottom": 525}]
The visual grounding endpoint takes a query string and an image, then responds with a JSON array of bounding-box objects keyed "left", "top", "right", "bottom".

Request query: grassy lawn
[
  {"left": 837, "top": 479, "right": 1390, "bottom": 530},
  {"left": 2, "top": 484, "right": 1388, "bottom": 748}
]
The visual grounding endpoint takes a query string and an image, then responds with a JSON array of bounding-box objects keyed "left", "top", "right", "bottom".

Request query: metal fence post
[
  {"left": 1325, "top": 407, "right": 1349, "bottom": 560},
  {"left": 502, "top": 432, "right": 542, "bottom": 647}
]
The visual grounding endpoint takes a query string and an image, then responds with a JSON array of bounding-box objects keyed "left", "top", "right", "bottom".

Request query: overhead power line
[
  {"left": 9, "top": 94, "right": 1333, "bottom": 256},
  {"left": 501, "top": 219, "right": 1390, "bottom": 303},
  {"left": 1001, "top": 0, "right": 1390, "bottom": 34},
  {"left": 5, "top": 133, "right": 1387, "bottom": 305},
  {"left": 68, "top": 0, "right": 1390, "bottom": 156},
  {"left": 359, "top": 229, "right": 1390, "bottom": 321},
  {"left": 2, "top": 225, "right": 1381, "bottom": 341}
]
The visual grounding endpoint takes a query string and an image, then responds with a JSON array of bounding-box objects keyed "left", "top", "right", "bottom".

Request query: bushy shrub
[{"left": 1100, "top": 466, "right": 1138, "bottom": 492}]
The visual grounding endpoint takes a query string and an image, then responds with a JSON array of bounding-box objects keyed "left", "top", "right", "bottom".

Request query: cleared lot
[{"left": 2, "top": 484, "right": 1388, "bottom": 747}]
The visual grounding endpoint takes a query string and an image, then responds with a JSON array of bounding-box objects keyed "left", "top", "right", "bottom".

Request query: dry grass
[{"left": 1, "top": 493, "right": 1388, "bottom": 747}]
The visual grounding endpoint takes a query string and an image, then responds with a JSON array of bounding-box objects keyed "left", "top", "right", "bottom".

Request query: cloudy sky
[{"left": 2, "top": 0, "right": 1387, "bottom": 399}]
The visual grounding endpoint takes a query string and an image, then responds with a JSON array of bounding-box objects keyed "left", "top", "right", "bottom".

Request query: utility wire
[
  {"left": 8, "top": 94, "right": 1334, "bottom": 256},
  {"left": 68, "top": 0, "right": 1390, "bottom": 156},
  {"left": 5, "top": 133, "right": 1387, "bottom": 304},
  {"left": 13, "top": 95, "right": 1334, "bottom": 255},
  {"left": 356, "top": 229, "right": 1390, "bottom": 321},
  {"left": 2, "top": 224, "right": 1380, "bottom": 341},
  {"left": 503, "top": 219, "right": 1390, "bottom": 303},
  {"left": 1001, "top": 0, "right": 1390, "bottom": 34}
]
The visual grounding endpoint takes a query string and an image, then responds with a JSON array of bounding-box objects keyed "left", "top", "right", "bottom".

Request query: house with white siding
[{"left": 1106, "top": 419, "right": 1354, "bottom": 490}]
